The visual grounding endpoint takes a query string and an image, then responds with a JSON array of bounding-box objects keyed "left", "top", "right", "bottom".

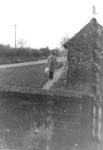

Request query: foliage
[
  {"left": 0, "top": 45, "right": 59, "bottom": 64},
  {"left": 39, "top": 47, "right": 50, "bottom": 57}
]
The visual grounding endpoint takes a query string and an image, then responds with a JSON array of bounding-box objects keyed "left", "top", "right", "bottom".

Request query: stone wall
[{"left": 0, "top": 86, "right": 95, "bottom": 150}]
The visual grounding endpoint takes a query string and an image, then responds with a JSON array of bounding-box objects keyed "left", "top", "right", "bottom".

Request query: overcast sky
[{"left": 0, "top": 0, "right": 103, "bottom": 48}]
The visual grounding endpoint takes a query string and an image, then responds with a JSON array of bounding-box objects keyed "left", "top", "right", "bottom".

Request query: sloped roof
[{"left": 63, "top": 18, "right": 103, "bottom": 52}]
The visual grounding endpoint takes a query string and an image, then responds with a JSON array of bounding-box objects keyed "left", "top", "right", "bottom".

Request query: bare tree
[
  {"left": 17, "top": 38, "right": 27, "bottom": 48},
  {"left": 60, "top": 35, "right": 69, "bottom": 48}
]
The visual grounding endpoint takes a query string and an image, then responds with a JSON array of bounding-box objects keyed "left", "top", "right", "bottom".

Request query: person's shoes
[{"left": 49, "top": 78, "right": 53, "bottom": 80}]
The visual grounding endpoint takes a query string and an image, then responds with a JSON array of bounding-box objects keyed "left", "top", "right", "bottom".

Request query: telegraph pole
[{"left": 14, "top": 24, "right": 17, "bottom": 49}]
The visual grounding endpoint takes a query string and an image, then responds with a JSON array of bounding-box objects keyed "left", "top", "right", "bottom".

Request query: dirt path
[
  {"left": 0, "top": 57, "right": 66, "bottom": 69},
  {"left": 43, "top": 66, "right": 64, "bottom": 90}
]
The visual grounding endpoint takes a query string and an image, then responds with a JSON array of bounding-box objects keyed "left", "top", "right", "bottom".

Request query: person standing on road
[{"left": 47, "top": 51, "right": 57, "bottom": 79}]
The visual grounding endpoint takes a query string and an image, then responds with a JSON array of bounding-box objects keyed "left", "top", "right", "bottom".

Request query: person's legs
[{"left": 49, "top": 71, "right": 53, "bottom": 79}]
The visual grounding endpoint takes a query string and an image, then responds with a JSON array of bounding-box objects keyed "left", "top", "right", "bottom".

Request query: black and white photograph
[{"left": 0, "top": 0, "right": 102, "bottom": 150}]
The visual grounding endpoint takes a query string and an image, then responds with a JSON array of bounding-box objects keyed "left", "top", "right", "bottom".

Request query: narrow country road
[{"left": 0, "top": 57, "right": 66, "bottom": 69}]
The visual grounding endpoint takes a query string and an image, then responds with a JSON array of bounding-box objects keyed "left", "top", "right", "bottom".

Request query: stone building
[
  {"left": 63, "top": 18, "right": 103, "bottom": 90},
  {"left": 62, "top": 18, "right": 103, "bottom": 145}
]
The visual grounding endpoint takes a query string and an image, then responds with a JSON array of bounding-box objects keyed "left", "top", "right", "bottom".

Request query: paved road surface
[{"left": 0, "top": 57, "right": 66, "bottom": 69}]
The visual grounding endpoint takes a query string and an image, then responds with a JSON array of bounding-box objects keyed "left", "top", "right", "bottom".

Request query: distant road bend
[{"left": 0, "top": 57, "right": 66, "bottom": 69}]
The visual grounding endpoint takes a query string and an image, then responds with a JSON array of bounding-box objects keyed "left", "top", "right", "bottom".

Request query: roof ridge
[{"left": 63, "top": 18, "right": 103, "bottom": 49}]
